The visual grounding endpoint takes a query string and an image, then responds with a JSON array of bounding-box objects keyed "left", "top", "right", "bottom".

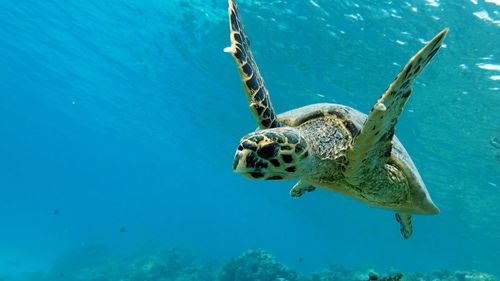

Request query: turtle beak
[
  {"left": 232, "top": 149, "right": 267, "bottom": 179},
  {"left": 232, "top": 150, "right": 247, "bottom": 173}
]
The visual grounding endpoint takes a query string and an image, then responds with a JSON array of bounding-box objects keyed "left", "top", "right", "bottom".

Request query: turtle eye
[{"left": 257, "top": 143, "right": 279, "bottom": 159}]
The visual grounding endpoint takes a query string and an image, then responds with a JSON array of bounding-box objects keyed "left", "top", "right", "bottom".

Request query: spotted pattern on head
[
  {"left": 238, "top": 129, "right": 309, "bottom": 180},
  {"left": 225, "top": 0, "right": 281, "bottom": 129},
  {"left": 345, "top": 29, "right": 448, "bottom": 184}
]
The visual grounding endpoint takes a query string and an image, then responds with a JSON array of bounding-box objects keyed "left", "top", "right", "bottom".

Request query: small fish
[
  {"left": 119, "top": 227, "right": 126, "bottom": 232},
  {"left": 298, "top": 257, "right": 304, "bottom": 263},
  {"left": 53, "top": 209, "right": 60, "bottom": 215}
]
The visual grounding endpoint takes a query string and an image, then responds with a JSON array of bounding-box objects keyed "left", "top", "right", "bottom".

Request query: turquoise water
[{"left": 0, "top": 0, "right": 499, "bottom": 279}]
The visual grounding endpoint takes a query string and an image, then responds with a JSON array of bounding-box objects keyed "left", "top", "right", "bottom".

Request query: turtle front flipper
[
  {"left": 224, "top": 0, "right": 281, "bottom": 129},
  {"left": 344, "top": 29, "right": 448, "bottom": 184},
  {"left": 396, "top": 213, "right": 413, "bottom": 239},
  {"left": 290, "top": 180, "right": 316, "bottom": 198}
]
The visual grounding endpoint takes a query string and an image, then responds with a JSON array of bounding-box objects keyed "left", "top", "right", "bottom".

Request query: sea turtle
[{"left": 224, "top": 0, "right": 447, "bottom": 239}]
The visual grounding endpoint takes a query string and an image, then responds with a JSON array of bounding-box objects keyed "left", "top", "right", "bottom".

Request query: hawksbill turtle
[{"left": 224, "top": 0, "right": 447, "bottom": 239}]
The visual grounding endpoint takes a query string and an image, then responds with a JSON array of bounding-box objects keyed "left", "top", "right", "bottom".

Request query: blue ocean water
[{"left": 0, "top": 0, "right": 499, "bottom": 279}]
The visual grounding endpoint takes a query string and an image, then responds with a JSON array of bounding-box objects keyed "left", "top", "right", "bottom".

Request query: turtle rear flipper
[
  {"left": 396, "top": 212, "right": 413, "bottom": 239},
  {"left": 344, "top": 29, "right": 448, "bottom": 184},
  {"left": 225, "top": 0, "right": 281, "bottom": 129}
]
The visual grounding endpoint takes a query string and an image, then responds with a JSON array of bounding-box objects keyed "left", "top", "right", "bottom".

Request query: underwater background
[{"left": 0, "top": 0, "right": 499, "bottom": 280}]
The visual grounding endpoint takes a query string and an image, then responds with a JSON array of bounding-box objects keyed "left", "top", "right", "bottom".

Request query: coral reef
[
  {"left": 1, "top": 244, "right": 213, "bottom": 281},
  {"left": 218, "top": 249, "right": 309, "bottom": 281},
  {"left": 124, "top": 247, "right": 213, "bottom": 281},
  {"left": 365, "top": 272, "right": 403, "bottom": 281},
  {"left": 404, "top": 270, "right": 498, "bottom": 281},
  {"left": 0, "top": 247, "right": 497, "bottom": 281},
  {"left": 310, "top": 265, "right": 402, "bottom": 281}
]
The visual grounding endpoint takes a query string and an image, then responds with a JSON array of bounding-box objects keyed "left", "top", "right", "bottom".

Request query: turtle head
[{"left": 232, "top": 127, "right": 311, "bottom": 180}]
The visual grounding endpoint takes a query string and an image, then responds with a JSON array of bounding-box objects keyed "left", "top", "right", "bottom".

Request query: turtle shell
[{"left": 277, "top": 103, "right": 439, "bottom": 215}]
